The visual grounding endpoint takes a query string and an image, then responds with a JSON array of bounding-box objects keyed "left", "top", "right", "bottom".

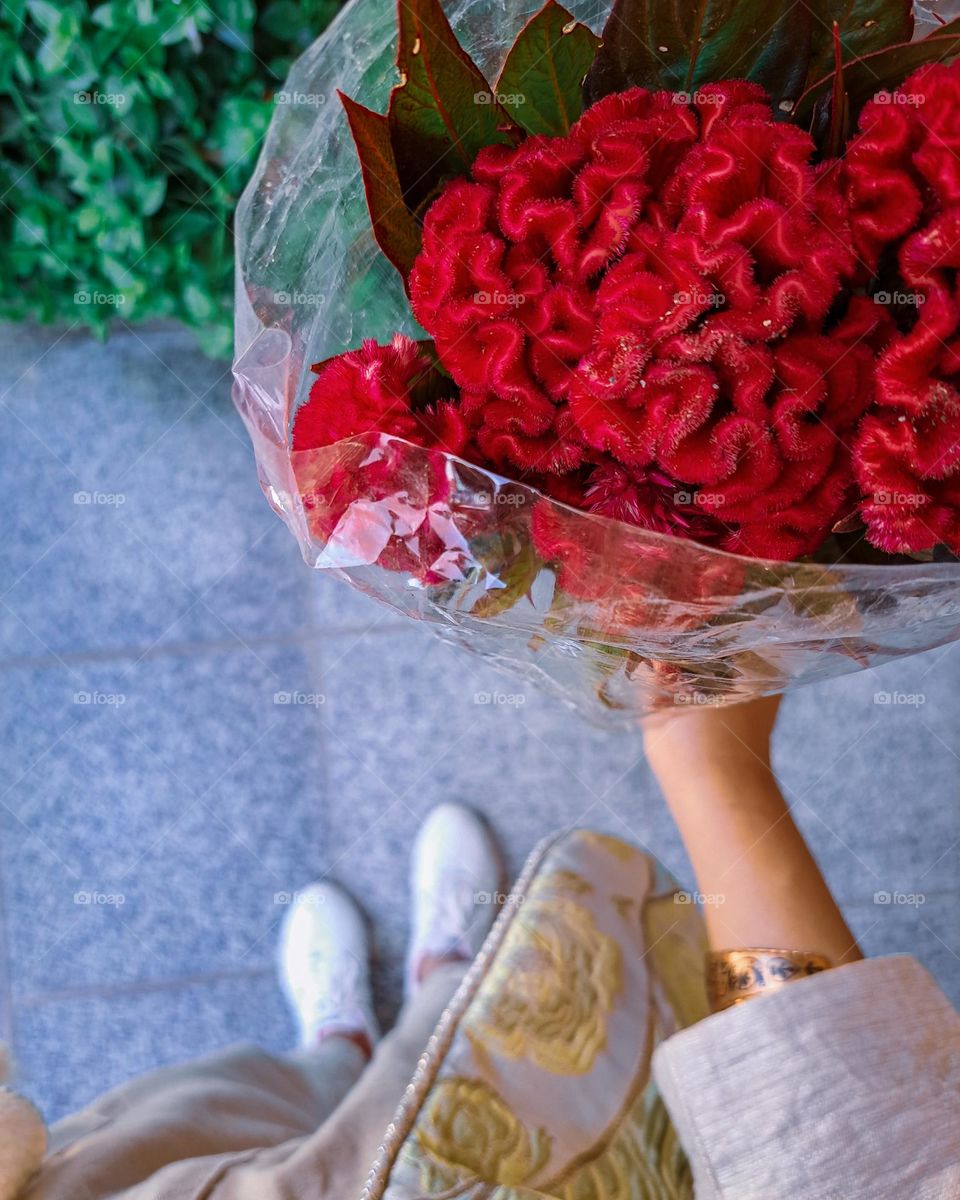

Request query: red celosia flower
[
  {"left": 699, "top": 299, "right": 895, "bottom": 558},
  {"left": 410, "top": 82, "right": 859, "bottom": 558},
  {"left": 583, "top": 458, "right": 725, "bottom": 542},
  {"left": 292, "top": 334, "right": 468, "bottom": 456},
  {"left": 301, "top": 74, "right": 960, "bottom": 567},
  {"left": 294, "top": 440, "right": 466, "bottom": 583},
  {"left": 843, "top": 63, "right": 960, "bottom": 277},
  {"left": 291, "top": 337, "right": 473, "bottom": 583},
  {"left": 844, "top": 63, "right": 960, "bottom": 553},
  {"left": 530, "top": 496, "right": 745, "bottom": 637},
  {"left": 855, "top": 408, "right": 960, "bottom": 554}
]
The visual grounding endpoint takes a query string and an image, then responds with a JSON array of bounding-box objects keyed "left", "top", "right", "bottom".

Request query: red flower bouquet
[{"left": 233, "top": 0, "right": 960, "bottom": 720}]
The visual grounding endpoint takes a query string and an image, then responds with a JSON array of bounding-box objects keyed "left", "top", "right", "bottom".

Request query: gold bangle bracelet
[{"left": 706, "top": 948, "right": 833, "bottom": 1013}]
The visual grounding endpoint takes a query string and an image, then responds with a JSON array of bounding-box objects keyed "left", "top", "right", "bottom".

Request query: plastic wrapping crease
[{"left": 232, "top": 0, "right": 960, "bottom": 724}]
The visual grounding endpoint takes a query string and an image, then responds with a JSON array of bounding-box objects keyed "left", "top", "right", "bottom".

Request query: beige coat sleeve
[{"left": 652, "top": 955, "right": 960, "bottom": 1200}]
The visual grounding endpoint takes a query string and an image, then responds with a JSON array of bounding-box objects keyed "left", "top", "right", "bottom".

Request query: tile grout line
[
  {"left": 301, "top": 599, "right": 334, "bottom": 884},
  {"left": 13, "top": 963, "right": 275, "bottom": 1009},
  {"left": 12, "top": 320, "right": 198, "bottom": 348},
  {"left": 300, "top": 599, "right": 404, "bottom": 1023},
  {"left": 0, "top": 619, "right": 411, "bottom": 673}
]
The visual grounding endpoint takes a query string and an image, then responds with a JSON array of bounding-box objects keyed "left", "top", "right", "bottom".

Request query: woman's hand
[
  {"left": 643, "top": 692, "right": 862, "bottom": 968},
  {"left": 642, "top": 694, "right": 782, "bottom": 782}
]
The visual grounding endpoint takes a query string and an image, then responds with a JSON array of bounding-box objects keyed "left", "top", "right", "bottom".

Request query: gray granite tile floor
[{"left": 2, "top": 323, "right": 958, "bottom": 1124}]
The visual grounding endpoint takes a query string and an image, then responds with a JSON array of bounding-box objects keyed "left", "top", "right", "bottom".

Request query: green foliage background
[{"left": 1, "top": 0, "right": 341, "bottom": 357}]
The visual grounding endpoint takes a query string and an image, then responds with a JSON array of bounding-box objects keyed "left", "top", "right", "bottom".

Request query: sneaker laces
[
  {"left": 417, "top": 867, "right": 486, "bottom": 957},
  {"left": 301, "top": 950, "right": 367, "bottom": 1028}
]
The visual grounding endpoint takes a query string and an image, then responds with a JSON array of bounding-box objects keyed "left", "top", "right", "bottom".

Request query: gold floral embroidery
[
  {"left": 641, "top": 892, "right": 710, "bottom": 1030},
  {"left": 466, "top": 880, "right": 623, "bottom": 1076},
  {"left": 580, "top": 832, "right": 638, "bottom": 862},
  {"left": 549, "top": 868, "right": 594, "bottom": 896},
  {"left": 553, "top": 1089, "right": 693, "bottom": 1200},
  {"left": 412, "top": 1076, "right": 551, "bottom": 1190},
  {"left": 384, "top": 843, "right": 704, "bottom": 1200}
]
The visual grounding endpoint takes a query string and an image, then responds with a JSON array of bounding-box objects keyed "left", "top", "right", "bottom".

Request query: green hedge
[{"left": 1, "top": 0, "right": 341, "bottom": 357}]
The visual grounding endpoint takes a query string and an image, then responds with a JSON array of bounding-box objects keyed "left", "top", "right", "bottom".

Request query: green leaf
[
  {"left": 584, "top": 0, "right": 813, "bottom": 113},
  {"left": 0, "top": 0, "right": 345, "bottom": 357},
  {"left": 795, "top": 17, "right": 960, "bottom": 122},
  {"left": 142, "top": 66, "right": 175, "bottom": 99},
  {"left": 807, "top": 0, "right": 913, "bottom": 81},
  {"left": 13, "top": 203, "right": 46, "bottom": 245},
  {"left": 471, "top": 531, "right": 541, "bottom": 619},
  {"left": 193, "top": 319, "right": 233, "bottom": 359},
  {"left": 90, "top": 4, "right": 116, "bottom": 29},
  {"left": 259, "top": 1, "right": 303, "bottom": 39},
  {"left": 495, "top": 0, "right": 599, "bottom": 136},
  {"left": 387, "top": 0, "right": 520, "bottom": 213},
  {"left": 12, "top": 46, "right": 33, "bottom": 86},
  {"left": 67, "top": 93, "right": 103, "bottom": 133},
  {"left": 340, "top": 91, "right": 422, "bottom": 283},
  {"left": 91, "top": 134, "right": 113, "bottom": 172},
  {"left": 57, "top": 140, "right": 94, "bottom": 190},
  {"left": 75, "top": 204, "right": 101, "bottom": 234},
  {"left": 213, "top": 0, "right": 256, "bottom": 41},
  {"left": 751, "top": 562, "right": 862, "bottom": 629},
  {"left": 135, "top": 175, "right": 166, "bottom": 215},
  {"left": 211, "top": 95, "right": 267, "bottom": 164},
  {"left": 183, "top": 281, "right": 216, "bottom": 320},
  {"left": 25, "top": 0, "right": 61, "bottom": 32},
  {"left": 37, "top": 29, "right": 73, "bottom": 76},
  {"left": 101, "top": 252, "right": 134, "bottom": 288},
  {"left": 3, "top": 0, "right": 26, "bottom": 26}
]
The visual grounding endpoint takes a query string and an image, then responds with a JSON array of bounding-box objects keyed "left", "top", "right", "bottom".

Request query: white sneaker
[
  {"left": 278, "top": 882, "right": 380, "bottom": 1050},
  {"left": 405, "top": 804, "right": 503, "bottom": 996}
]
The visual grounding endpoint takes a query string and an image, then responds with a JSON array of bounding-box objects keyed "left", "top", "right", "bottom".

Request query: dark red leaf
[
  {"left": 807, "top": 0, "right": 913, "bottom": 81},
  {"left": 388, "top": 0, "right": 520, "bottom": 213},
  {"left": 795, "top": 17, "right": 960, "bottom": 123},
  {"left": 495, "top": 1, "right": 600, "bottom": 136},
  {"left": 825, "top": 20, "right": 849, "bottom": 156},
  {"left": 583, "top": 0, "right": 812, "bottom": 112},
  {"left": 339, "top": 92, "right": 422, "bottom": 284}
]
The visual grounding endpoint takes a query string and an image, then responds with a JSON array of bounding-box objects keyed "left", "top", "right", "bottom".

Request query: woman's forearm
[{"left": 647, "top": 715, "right": 862, "bottom": 966}]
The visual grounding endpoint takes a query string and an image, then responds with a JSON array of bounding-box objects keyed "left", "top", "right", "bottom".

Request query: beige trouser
[{"left": 24, "top": 963, "right": 466, "bottom": 1200}]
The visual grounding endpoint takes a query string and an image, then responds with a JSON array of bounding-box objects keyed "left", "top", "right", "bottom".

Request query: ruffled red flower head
[
  {"left": 843, "top": 63, "right": 960, "bottom": 276},
  {"left": 845, "top": 62, "right": 960, "bottom": 553},
  {"left": 410, "top": 82, "right": 859, "bottom": 557},
  {"left": 291, "top": 336, "right": 472, "bottom": 584},
  {"left": 292, "top": 334, "right": 468, "bottom": 456},
  {"left": 299, "top": 70, "right": 960, "bottom": 564}
]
